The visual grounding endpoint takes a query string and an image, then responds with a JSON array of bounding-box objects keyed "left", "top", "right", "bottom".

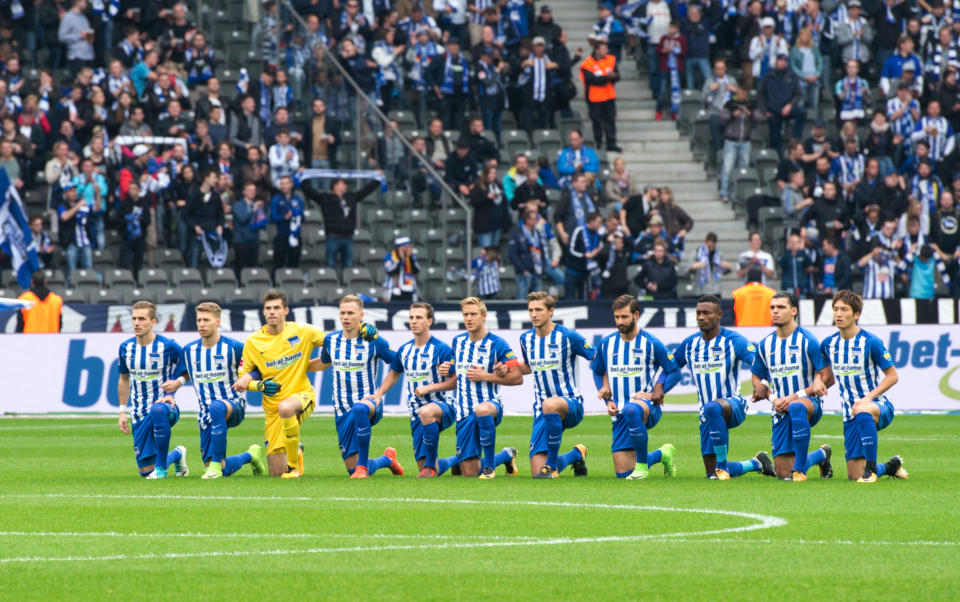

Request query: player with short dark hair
[
  {"left": 751, "top": 291, "right": 835, "bottom": 481},
  {"left": 162, "top": 302, "right": 266, "bottom": 479},
  {"left": 117, "top": 300, "right": 189, "bottom": 479},
  {"left": 310, "top": 295, "right": 402, "bottom": 479},
  {"left": 513, "top": 291, "right": 593, "bottom": 478},
  {"left": 819, "top": 290, "right": 908, "bottom": 482},
  {"left": 366, "top": 302, "right": 461, "bottom": 478},
  {"left": 438, "top": 297, "right": 524, "bottom": 479},
  {"left": 591, "top": 294, "right": 680, "bottom": 479},
  {"left": 674, "top": 296, "right": 776, "bottom": 479},
  {"left": 232, "top": 289, "right": 330, "bottom": 478}
]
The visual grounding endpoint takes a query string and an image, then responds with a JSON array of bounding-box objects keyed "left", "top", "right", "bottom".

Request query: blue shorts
[
  {"left": 132, "top": 403, "right": 180, "bottom": 469},
  {"left": 698, "top": 396, "right": 748, "bottom": 456},
  {"left": 335, "top": 402, "right": 384, "bottom": 459},
  {"left": 843, "top": 400, "right": 895, "bottom": 461},
  {"left": 771, "top": 397, "right": 823, "bottom": 457},
  {"left": 199, "top": 400, "right": 246, "bottom": 463},
  {"left": 611, "top": 400, "right": 661, "bottom": 453},
  {"left": 529, "top": 396, "right": 584, "bottom": 457},
  {"left": 455, "top": 401, "right": 503, "bottom": 461},
  {"left": 410, "top": 400, "right": 457, "bottom": 461}
]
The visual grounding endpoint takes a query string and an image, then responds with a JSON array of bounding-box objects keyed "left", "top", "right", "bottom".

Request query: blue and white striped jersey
[
  {"left": 751, "top": 326, "right": 826, "bottom": 401},
  {"left": 675, "top": 328, "right": 756, "bottom": 417},
  {"left": 118, "top": 334, "right": 183, "bottom": 425},
  {"left": 519, "top": 324, "right": 595, "bottom": 418},
  {"left": 389, "top": 336, "right": 454, "bottom": 421},
  {"left": 321, "top": 331, "right": 397, "bottom": 418},
  {"left": 179, "top": 336, "right": 246, "bottom": 427},
  {"left": 591, "top": 329, "right": 678, "bottom": 411},
  {"left": 819, "top": 329, "right": 894, "bottom": 422},
  {"left": 449, "top": 332, "right": 519, "bottom": 420}
]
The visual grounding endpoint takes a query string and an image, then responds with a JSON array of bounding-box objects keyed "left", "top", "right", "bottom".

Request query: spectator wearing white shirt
[
  {"left": 749, "top": 18, "right": 789, "bottom": 80},
  {"left": 737, "top": 231, "right": 776, "bottom": 285},
  {"left": 268, "top": 129, "right": 300, "bottom": 186}
]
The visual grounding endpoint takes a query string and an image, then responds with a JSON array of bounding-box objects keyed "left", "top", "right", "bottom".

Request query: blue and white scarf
[
  {"left": 694, "top": 243, "right": 725, "bottom": 286},
  {"left": 91, "top": 0, "right": 119, "bottom": 21},
  {"left": 910, "top": 174, "right": 941, "bottom": 216},
  {"left": 836, "top": 76, "right": 867, "bottom": 119},
  {"left": 838, "top": 152, "right": 865, "bottom": 185},
  {"left": 235, "top": 68, "right": 250, "bottom": 95},
  {"left": 521, "top": 225, "right": 545, "bottom": 274},
  {"left": 666, "top": 37, "right": 682, "bottom": 114},
  {"left": 887, "top": 96, "right": 918, "bottom": 143},
  {"left": 924, "top": 39, "right": 959, "bottom": 83},
  {"left": 294, "top": 168, "right": 388, "bottom": 192},
  {"left": 440, "top": 53, "right": 469, "bottom": 95},
  {"left": 531, "top": 55, "right": 549, "bottom": 102},
  {"left": 199, "top": 232, "right": 228, "bottom": 268},
  {"left": 287, "top": 198, "right": 303, "bottom": 247},
  {"left": 408, "top": 41, "right": 439, "bottom": 88},
  {"left": 570, "top": 190, "right": 596, "bottom": 232}
]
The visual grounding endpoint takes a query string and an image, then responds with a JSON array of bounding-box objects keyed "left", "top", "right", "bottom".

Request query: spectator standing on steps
[
  {"left": 579, "top": 41, "right": 621, "bottom": 152},
  {"left": 302, "top": 173, "right": 382, "bottom": 270}
]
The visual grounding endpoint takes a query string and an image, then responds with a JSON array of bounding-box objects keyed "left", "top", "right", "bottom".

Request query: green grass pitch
[{"left": 1, "top": 412, "right": 959, "bottom": 601}]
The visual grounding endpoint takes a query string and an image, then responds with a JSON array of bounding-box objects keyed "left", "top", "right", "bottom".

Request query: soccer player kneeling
[
  {"left": 440, "top": 297, "right": 523, "bottom": 479},
  {"left": 819, "top": 290, "right": 908, "bottom": 482},
  {"left": 310, "top": 295, "right": 402, "bottom": 479},
  {"left": 514, "top": 292, "right": 592, "bottom": 478},
  {"left": 673, "top": 296, "right": 775, "bottom": 479},
  {"left": 117, "top": 300, "right": 189, "bottom": 479},
  {"left": 750, "top": 291, "right": 834, "bottom": 481},
  {"left": 162, "top": 302, "right": 266, "bottom": 479},
  {"left": 232, "top": 290, "right": 328, "bottom": 478},
  {"left": 367, "top": 302, "right": 460, "bottom": 478},
  {"left": 591, "top": 295, "right": 680, "bottom": 479}
]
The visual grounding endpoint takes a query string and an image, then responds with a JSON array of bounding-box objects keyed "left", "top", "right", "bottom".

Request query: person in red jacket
[{"left": 655, "top": 21, "right": 687, "bottom": 121}]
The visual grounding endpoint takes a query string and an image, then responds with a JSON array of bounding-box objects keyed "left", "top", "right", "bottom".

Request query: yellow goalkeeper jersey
[{"left": 239, "top": 321, "right": 327, "bottom": 411}]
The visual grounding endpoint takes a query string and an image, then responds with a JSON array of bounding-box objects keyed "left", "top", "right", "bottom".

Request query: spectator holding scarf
[
  {"left": 232, "top": 181, "right": 267, "bottom": 282},
  {"left": 655, "top": 21, "right": 687, "bottom": 121},
  {"left": 508, "top": 209, "right": 551, "bottom": 299},
  {"left": 269, "top": 175, "right": 304, "bottom": 276},
  {"left": 383, "top": 236, "right": 420, "bottom": 302}
]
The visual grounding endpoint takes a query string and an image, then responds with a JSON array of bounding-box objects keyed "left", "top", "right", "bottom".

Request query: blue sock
[
  {"left": 223, "top": 452, "right": 251, "bottom": 476},
  {"left": 788, "top": 402, "right": 810, "bottom": 473},
  {"left": 150, "top": 403, "right": 172, "bottom": 469},
  {"left": 732, "top": 459, "right": 759, "bottom": 478},
  {"left": 437, "top": 455, "right": 458, "bottom": 476},
  {"left": 615, "top": 470, "right": 633, "bottom": 478},
  {"left": 622, "top": 403, "right": 648, "bottom": 464},
  {"left": 478, "top": 415, "right": 496, "bottom": 469},
  {"left": 806, "top": 447, "right": 826, "bottom": 467},
  {"left": 368, "top": 455, "right": 392, "bottom": 475},
  {"left": 352, "top": 404, "right": 372, "bottom": 469},
  {"left": 422, "top": 422, "right": 440, "bottom": 470},
  {"left": 856, "top": 411, "right": 878, "bottom": 464},
  {"left": 208, "top": 401, "right": 228, "bottom": 463},
  {"left": 542, "top": 412, "right": 563, "bottom": 469},
  {"left": 557, "top": 447, "right": 583, "bottom": 472},
  {"left": 647, "top": 448, "right": 662, "bottom": 466},
  {"left": 493, "top": 449, "right": 511, "bottom": 467},
  {"left": 876, "top": 462, "right": 887, "bottom": 477},
  {"left": 166, "top": 447, "right": 182, "bottom": 468},
  {"left": 704, "top": 402, "right": 729, "bottom": 471}
]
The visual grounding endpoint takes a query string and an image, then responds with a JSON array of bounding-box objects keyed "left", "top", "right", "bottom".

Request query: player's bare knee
[
  {"left": 476, "top": 403, "right": 496, "bottom": 418},
  {"left": 542, "top": 397, "right": 565, "bottom": 414},
  {"left": 852, "top": 401, "right": 872, "bottom": 416},
  {"left": 277, "top": 401, "right": 296, "bottom": 418},
  {"left": 419, "top": 405, "right": 439, "bottom": 424}
]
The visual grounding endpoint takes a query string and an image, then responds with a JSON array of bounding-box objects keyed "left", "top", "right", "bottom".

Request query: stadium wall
[{"left": 4, "top": 326, "right": 959, "bottom": 416}]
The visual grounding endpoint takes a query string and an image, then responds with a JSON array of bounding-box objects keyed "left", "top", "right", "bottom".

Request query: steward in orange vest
[
  {"left": 732, "top": 268, "right": 776, "bottom": 327},
  {"left": 16, "top": 271, "right": 62, "bottom": 333},
  {"left": 579, "top": 41, "right": 621, "bottom": 152}
]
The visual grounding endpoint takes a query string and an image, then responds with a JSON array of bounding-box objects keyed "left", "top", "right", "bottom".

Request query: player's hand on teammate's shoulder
[
  {"left": 359, "top": 322, "right": 379, "bottom": 341},
  {"left": 161, "top": 379, "right": 182, "bottom": 393},
  {"left": 493, "top": 361, "right": 508, "bottom": 377},
  {"left": 438, "top": 361, "right": 451, "bottom": 377}
]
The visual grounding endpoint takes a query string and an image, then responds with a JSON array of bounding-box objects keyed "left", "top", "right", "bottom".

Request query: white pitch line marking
[{"left": 0, "top": 495, "right": 786, "bottom": 564}]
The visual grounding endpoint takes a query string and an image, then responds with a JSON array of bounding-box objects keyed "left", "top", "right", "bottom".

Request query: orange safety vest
[
  {"left": 580, "top": 55, "right": 617, "bottom": 103},
  {"left": 732, "top": 282, "right": 775, "bottom": 327},
  {"left": 18, "top": 290, "right": 63, "bottom": 333}
]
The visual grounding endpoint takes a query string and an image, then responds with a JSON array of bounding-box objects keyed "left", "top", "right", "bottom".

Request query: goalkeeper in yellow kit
[{"left": 231, "top": 289, "right": 378, "bottom": 478}]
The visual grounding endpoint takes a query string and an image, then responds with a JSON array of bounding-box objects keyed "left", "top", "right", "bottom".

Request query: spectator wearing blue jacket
[
  {"left": 681, "top": 5, "right": 712, "bottom": 90},
  {"left": 269, "top": 175, "right": 305, "bottom": 276},
  {"left": 556, "top": 129, "right": 599, "bottom": 181},
  {"left": 508, "top": 209, "right": 551, "bottom": 299}
]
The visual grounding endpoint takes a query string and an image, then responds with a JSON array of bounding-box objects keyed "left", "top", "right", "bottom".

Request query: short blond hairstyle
[
  {"left": 460, "top": 296, "right": 487, "bottom": 314},
  {"left": 339, "top": 294, "right": 364, "bottom": 309},
  {"left": 195, "top": 302, "right": 222, "bottom": 317},
  {"left": 131, "top": 300, "right": 158, "bottom": 320}
]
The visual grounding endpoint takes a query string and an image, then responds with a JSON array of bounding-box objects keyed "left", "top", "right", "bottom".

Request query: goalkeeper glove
[
  {"left": 254, "top": 378, "right": 282, "bottom": 396},
  {"left": 359, "top": 322, "right": 379, "bottom": 341}
]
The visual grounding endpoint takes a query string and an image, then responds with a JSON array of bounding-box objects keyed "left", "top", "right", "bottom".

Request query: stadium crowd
[{"left": 0, "top": 0, "right": 958, "bottom": 304}]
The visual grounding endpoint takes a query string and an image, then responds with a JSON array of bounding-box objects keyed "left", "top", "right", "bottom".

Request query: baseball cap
[
  {"left": 812, "top": 119, "right": 826, "bottom": 128},
  {"left": 532, "top": 36, "right": 546, "bottom": 46},
  {"left": 133, "top": 144, "right": 150, "bottom": 157},
  {"left": 540, "top": 4, "right": 551, "bottom": 12},
  {"left": 649, "top": 215, "right": 664, "bottom": 225},
  {"left": 395, "top": 236, "right": 411, "bottom": 247},
  {"left": 761, "top": 16, "right": 775, "bottom": 27}
]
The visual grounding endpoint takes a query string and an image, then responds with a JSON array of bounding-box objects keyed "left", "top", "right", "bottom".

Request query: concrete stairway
[{"left": 551, "top": 0, "right": 746, "bottom": 295}]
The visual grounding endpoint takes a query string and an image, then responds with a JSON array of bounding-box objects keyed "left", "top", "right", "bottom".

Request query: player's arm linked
[{"left": 117, "top": 373, "right": 131, "bottom": 434}]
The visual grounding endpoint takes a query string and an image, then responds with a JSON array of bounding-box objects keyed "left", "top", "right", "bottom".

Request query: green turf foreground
[{"left": 1, "top": 413, "right": 958, "bottom": 601}]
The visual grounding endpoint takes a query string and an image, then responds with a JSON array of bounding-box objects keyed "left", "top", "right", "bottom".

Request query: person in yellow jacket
[
  {"left": 732, "top": 267, "right": 776, "bottom": 327},
  {"left": 16, "top": 271, "right": 62, "bottom": 333},
  {"left": 579, "top": 40, "right": 621, "bottom": 152}
]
